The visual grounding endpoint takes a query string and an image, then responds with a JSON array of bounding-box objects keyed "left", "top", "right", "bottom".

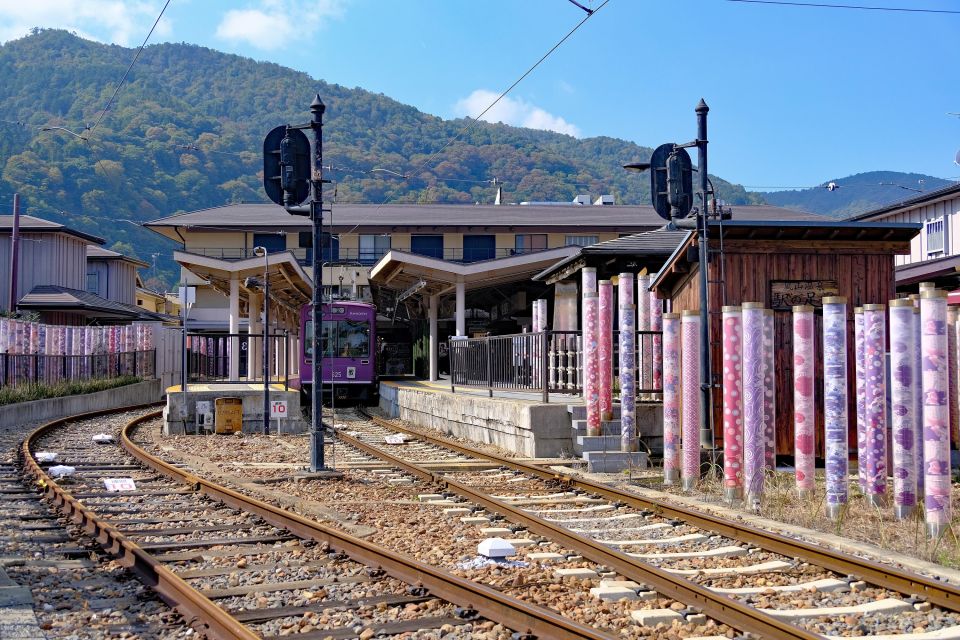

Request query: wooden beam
[{"left": 719, "top": 239, "right": 912, "bottom": 254}]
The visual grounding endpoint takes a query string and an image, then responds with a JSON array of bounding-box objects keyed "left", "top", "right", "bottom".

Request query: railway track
[
  {"left": 332, "top": 408, "right": 960, "bottom": 640},
  {"left": 19, "top": 405, "right": 619, "bottom": 640}
]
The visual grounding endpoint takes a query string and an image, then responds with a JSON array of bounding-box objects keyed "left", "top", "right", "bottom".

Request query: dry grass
[{"left": 630, "top": 465, "right": 960, "bottom": 569}]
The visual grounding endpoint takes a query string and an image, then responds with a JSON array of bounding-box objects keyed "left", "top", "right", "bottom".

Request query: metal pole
[
  {"left": 309, "top": 94, "right": 326, "bottom": 472},
  {"left": 8, "top": 193, "right": 19, "bottom": 312},
  {"left": 263, "top": 251, "right": 270, "bottom": 435},
  {"left": 695, "top": 99, "right": 714, "bottom": 452}
]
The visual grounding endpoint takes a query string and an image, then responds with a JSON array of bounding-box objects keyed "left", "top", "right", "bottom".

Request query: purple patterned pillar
[
  {"left": 619, "top": 304, "right": 637, "bottom": 452},
  {"left": 742, "top": 302, "right": 766, "bottom": 507},
  {"left": 914, "top": 306, "right": 925, "bottom": 496},
  {"left": 793, "top": 305, "right": 816, "bottom": 497},
  {"left": 599, "top": 280, "right": 614, "bottom": 420},
  {"left": 582, "top": 267, "right": 597, "bottom": 296},
  {"left": 638, "top": 274, "right": 651, "bottom": 395},
  {"left": 863, "top": 304, "right": 888, "bottom": 507},
  {"left": 921, "top": 289, "right": 951, "bottom": 537},
  {"left": 618, "top": 273, "right": 635, "bottom": 308},
  {"left": 662, "top": 312, "right": 681, "bottom": 484},
  {"left": 889, "top": 299, "right": 918, "bottom": 520},
  {"left": 650, "top": 283, "right": 663, "bottom": 396},
  {"left": 721, "top": 305, "right": 744, "bottom": 503},
  {"left": 682, "top": 310, "right": 701, "bottom": 491},
  {"left": 952, "top": 307, "right": 960, "bottom": 462},
  {"left": 762, "top": 309, "right": 777, "bottom": 470},
  {"left": 583, "top": 292, "right": 601, "bottom": 437},
  {"left": 854, "top": 307, "right": 867, "bottom": 491},
  {"left": 823, "top": 297, "right": 849, "bottom": 519}
]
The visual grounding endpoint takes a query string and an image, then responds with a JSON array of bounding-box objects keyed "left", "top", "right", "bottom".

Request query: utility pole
[
  {"left": 8, "top": 193, "right": 20, "bottom": 313},
  {"left": 309, "top": 94, "right": 327, "bottom": 472},
  {"left": 695, "top": 99, "right": 713, "bottom": 452}
]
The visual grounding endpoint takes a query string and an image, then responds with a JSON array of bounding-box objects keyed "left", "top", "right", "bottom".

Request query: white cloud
[
  {"left": 0, "top": 1, "right": 172, "bottom": 46},
  {"left": 215, "top": 1, "right": 346, "bottom": 50},
  {"left": 454, "top": 89, "right": 581, "bottom": 138}
]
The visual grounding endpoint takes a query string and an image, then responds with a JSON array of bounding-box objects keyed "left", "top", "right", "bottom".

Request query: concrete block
[
  {"left": 164, "top": 386, "right": 307, "bottom": 435},
  {"left": 600, "top": 579, "right": 642, "bottom": 590},
  {"left": 576, "top": 435, "right": 625, "bottom": 452},
  {"left": 387, "top": 478, "right": 414, "bottom": 485},
  {"left": 554, "top": 568, "right": 598, "bottom": 579},
  {"left": 590, "top": 586, "right": 639, "bottom": 601},
  {"left": 443, "top": 508, "right": 472, "bottom": 517},
  {"left": 460, "top": 516, "right": 490, "bottom": 524},
  {"left": 572, "top": 419, "right": 622, "bottom": 436},
  {"left": 418, "top": 494, "right": 444, "bottom": 501},
  {"left": 761, "top": 598, "right": 912, "bottom": 620},
  {"left": 527, "top": 552, "right": 565, "bottom": 561},
  {"left": 503, "top": 538, "right": 537, "bottom": 547},
  {"left": 478, "top": 538, "right": 515, "bottom": 558},
  {"left": 630, "top": 609, "right": 683, "bottom": 626},
  {"left": 582, "top": 450, "right": 649, "bottom": 473},
  {"left": 479, "top": 527, "right": 513, "bottom": 536}
]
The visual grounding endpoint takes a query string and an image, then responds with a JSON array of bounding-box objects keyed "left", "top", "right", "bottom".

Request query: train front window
[
  {"left": 337, "top": 320, "right": 370, "bottom": 357},
  {"left": 303, "top": 320, "right": 339, "bottom": 360}
]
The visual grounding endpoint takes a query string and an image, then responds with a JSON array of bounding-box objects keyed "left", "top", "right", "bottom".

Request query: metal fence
[
  {"left": 449, "top": 330, "right": 663, "bottom": 403},
  {"left": 0, "top": 350, "right": 156, "bottom": 389},
  {"left": 185, "top": 333, "right": 291, "bottom": 387}
]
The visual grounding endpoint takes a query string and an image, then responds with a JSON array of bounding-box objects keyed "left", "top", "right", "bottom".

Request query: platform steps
[{"left": 567, "top": 404, "right": 648, "bottom": 473}]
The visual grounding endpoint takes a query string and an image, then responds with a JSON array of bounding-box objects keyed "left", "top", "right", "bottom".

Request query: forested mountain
[
  {"left": 754, "top": 171, "right": 955, "bottom": 219},
  {"left": 0, "top": 29, "right": 761, "bottom": 286}
]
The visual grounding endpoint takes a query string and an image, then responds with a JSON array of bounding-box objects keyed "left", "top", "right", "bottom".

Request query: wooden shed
[{"left": 652, "top": 220, "right": 920, "bottom": 459}]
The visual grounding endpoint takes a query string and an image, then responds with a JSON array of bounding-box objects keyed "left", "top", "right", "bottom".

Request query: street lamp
[{"left": 253, "top": 246, "right": 270, "bottom": 435}]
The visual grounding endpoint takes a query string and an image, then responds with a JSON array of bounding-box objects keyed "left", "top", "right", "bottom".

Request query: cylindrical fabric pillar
[
  {"left": 637, "top": 274, "right": 651, "bottom": 394},
  {"left": 618, "top": 273, "right": 635, "bottom": 308},
  {"left": 951, "top": 307, "right": 960, "bottom": 460},
  {"left": 599, "top": 281, "right": 614, "bottom": 420},
  {"left": 914, "top": 306, "right": 925, "bottom": 496},
  {"left": 428, "top": 294, "right": 438, "bottom": 382},
  {"left": 531, "top": 300, "right": 539, "bottom": 334},
  {"left": 650, "top": 283, "right": 663, "bottom": 395},
  {"left": 854, "top": 307, "right": 867, "bottom": 492},
  {"left": 889, "top": 299, "right": 917, "bottom": 520},
  {"left": 619, "top": 304, "right": 637, "bottom": 452},
  {"left": 681, "top": 310, "right": 701, "bottom": 491},
  {"left": 721, "top": 305, "right": 744, "bottom": 503},
  {"left": 823, "top": 297, "right": 849, "bottom": 519},
  {"left": 662, "top": 312, "right": 681, "bottom": 484},
  {"left": 863, "top": 303, "right": 888, "bottom": 507},
  {"left": 742, "top": 302, "right": 766, "bottom": 507},
  {"left": 762, "top": 309, "right": 777, "bottom": 470},
  {"left": 583, "top": 292, "right": 601, "bottom": 437},
  {"left": 921, "top": 289, "right": 951, "bottom": 538},
  {"left": 582, "top": 267, "right": 597, "bottom": 296},
  {"left": 793, "top": 305, "right": 816, "bottom": 496},
  {"left": 456, "top": 280, "right": 466, "bottom": 337}
]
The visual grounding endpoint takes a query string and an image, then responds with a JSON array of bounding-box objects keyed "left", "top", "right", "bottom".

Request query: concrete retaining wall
[
  {"left": 379, "top": 383, "right": 572, "bottom": 457},
  {"left": 0, "top": 379, "right": 163, "bottom": 429},
  {"left": 163, "top": 389, "right": 308, "bottom": 435}
]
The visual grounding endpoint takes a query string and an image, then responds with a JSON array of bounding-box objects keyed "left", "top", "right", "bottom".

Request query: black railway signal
[{"left": 263, "top": 125, "right": 311, "bottom": 208}]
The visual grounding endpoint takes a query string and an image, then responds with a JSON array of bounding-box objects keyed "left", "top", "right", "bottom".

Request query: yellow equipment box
[{"left": 214, "top": 397, "right": 243, "bottom": 434}]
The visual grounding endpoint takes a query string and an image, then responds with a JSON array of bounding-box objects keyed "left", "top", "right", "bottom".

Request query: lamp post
[{"left": 253, "top": 246, "right": 270, "bottom": 435}]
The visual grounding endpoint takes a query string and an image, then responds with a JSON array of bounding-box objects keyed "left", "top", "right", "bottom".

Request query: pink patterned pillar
[
  {"left": 599, "top": 280, "right": 614, "bottom": 420},
  {"left": 681, "top": 310, "right": 701, "bottom": 491},
  {"left": 921, "top": 289, "right": 951, "bottom": 538},
  {"left": 762, "top": 309, "right": 777, "bottom": 470},
  {"left": 889, "top": 299, "right": 917, "bottom": 520},
  {"left": 793, "top": 305, "right": 816, "bottom": 497},
  {"left": 583, "top": 292, "right": 601, "bottom": 437},
  {"left": 662, "top": 312, "right": 681, "bottom": 484},
  {"left": 742, "top": 302, "right": 766, "bottom": 507},
  {"left": 637, "top": 274, "right": 651, "bottom": 394},
  {"left": 619, "top": 304, "right": 636, "bottom": 452},
  {"left": 863, "top": 304, "right": 888, "bottom": 507},
  {"left": 854, "top": 307, "right": 867, "bottom": 491},
  {"left": 650, "top": 283, "right": 663, "bottom": 396},
  {"left": 618, "top": 273, "right": 635, "bottom": 308},
  {"left": 721, "top": 305, "right": 744, "bottom": 503}
]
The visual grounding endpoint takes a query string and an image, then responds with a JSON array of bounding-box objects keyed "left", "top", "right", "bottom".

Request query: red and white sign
[
  {"left": 270, "top": 400, "right": 288, "bottom": 419},
  {"left": 103, "top": 478, "right": 137, "bottom": 492}
]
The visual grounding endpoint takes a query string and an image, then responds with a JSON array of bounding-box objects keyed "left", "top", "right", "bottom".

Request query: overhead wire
[{"left": 726, "top": 0, "right": 960, "bottom": 14}]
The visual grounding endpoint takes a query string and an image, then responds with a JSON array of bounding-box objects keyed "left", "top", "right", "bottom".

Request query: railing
[
  {"left": 185, "top": 332, "right": 290, "bottom": 388},
  {"left": 184, "top": 246, "right": 559, "bottom": 267},
  {"left": 0, "top": 350, "right": 156, "bottom": 388},
  {"left": 449, "top": 330, "right": 663, "bottom": 403}
]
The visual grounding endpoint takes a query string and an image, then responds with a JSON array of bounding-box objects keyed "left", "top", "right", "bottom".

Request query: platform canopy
[
  {"left": 369, "top": 246, "right": 580, "bottom": 297},
  {"left": 174, "top": 250, "right": 313, "bottom": 314}
]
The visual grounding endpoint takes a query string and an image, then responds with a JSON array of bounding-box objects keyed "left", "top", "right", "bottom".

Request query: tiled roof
[
  {"left": 0, "top": 215, "right": 104, "bottom": 244},
  {"left": 18, "top": 285, "right": 170, "bottom": 321}
]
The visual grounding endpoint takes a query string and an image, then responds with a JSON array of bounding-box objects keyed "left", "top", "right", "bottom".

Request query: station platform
[
  {"left": 163, "top": 382, "right": 307, "bottom": 436},
  {"left": 379, "top": 379, "right": 662, "bottom": 463}
]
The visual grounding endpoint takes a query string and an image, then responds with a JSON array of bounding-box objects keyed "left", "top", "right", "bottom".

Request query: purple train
[{"left": 300, "top": 301, "right": 378, "bottom": 404}]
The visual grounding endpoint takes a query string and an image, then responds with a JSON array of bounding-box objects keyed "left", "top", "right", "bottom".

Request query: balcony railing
[{"left": 183, "top": 246, "right": 558, "bottom": 267}]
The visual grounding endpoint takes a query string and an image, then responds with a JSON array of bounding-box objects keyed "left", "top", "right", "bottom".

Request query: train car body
[{"left": 300, "top": 301, "right": 377, "bottom": 403}]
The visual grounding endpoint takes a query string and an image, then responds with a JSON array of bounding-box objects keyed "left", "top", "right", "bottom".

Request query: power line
[
  {"left": 726, "top": 0, "right": 960, "bottom": 14},
  {"left": 89, "top": 0, "right": 172, "bottom": 133},
  {"left": 342, "top": 0, "right": 610, "bottom": 236}
]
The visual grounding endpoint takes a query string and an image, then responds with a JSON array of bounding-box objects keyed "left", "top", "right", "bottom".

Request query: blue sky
[{"left": 1, "top": 0, "right": 957, "bottom": 190}]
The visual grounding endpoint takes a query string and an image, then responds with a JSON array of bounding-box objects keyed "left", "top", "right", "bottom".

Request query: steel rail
[
  {"left": 360, "top": 409, "right": 960, "bottom": 615},
  {"left": 20, "top": 403, "right": 258, "bottom": 640},
  {"left": 339, "top": 420, "right": 820, "bottom": 640},
  {"left": 119, "top": 411, "right": 616, "bottom": 640}
]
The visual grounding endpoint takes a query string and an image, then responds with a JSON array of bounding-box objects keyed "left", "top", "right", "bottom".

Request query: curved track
[{"left": 20, "top": 404, "right": 617, "bottom": 640}]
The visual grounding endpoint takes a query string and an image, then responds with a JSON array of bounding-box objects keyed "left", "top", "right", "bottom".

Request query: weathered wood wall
[{"left": 667, "top": 241, "right": 897, "bottom": 458}]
